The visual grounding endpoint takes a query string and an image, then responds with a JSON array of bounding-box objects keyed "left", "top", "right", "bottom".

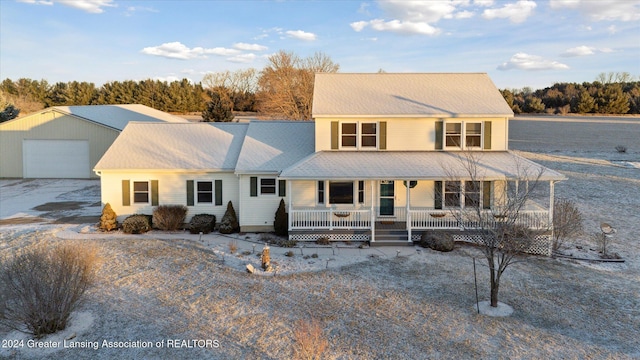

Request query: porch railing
[
  {"left": 290, "top": 208, "right": 371, "bottom": 230},
  {"left": 290, "top": 207, "right": 549, "bottom": 230}
]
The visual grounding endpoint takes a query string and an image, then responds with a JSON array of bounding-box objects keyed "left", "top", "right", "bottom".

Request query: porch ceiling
[{"left": 279, "top": 151, "right": 566, "bottom": 181}]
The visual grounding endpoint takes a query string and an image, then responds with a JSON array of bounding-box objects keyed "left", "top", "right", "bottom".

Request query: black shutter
[
  {"left": 483, "top": 181, "right": 491, "bottom": 209},
  {"left": 435, "top": 121, "right": 443, "bottom": 150},
  {"left": 250, "top": 177, "right": 258, "bottom": 197},
  {"left": 122, "top": 180, "right": 130, "bottom": 206},
  {"left": 278, "top": 180, "right": 286, "bottom": 197},
  {"left": 215, "top": 180, "right": 223, "bottom": 205},
  {"left": 483, "top": 121, "right": 492, "bottom": 150},
  {"left": 186, "top": 180, "right": 194, "bottom": 206},
  {"left": 151, "top": 180, "right": 159, "bottom": 206},
  {"left": 434, "top": 181, "right": 443, "bottom": 209},
  {"left": 331, "top": 121, "right": 339, "bottom": 149}
]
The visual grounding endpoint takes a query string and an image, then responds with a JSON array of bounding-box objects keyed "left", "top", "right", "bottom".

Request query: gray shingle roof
[
  {"left": 53, "top": 104, "right": 187, "bottom": 130},
  {"left": 94, "top": 122, "right": 248, "bottom": 171},
  {"left": 312, "top": 73, "right": 514, "bottom": 118},
  {"left": 235, "top": 121, "right": 315, "bottom": 173},
  {"left": 280, "top": 151, "right": 565, "bottom": 181}
]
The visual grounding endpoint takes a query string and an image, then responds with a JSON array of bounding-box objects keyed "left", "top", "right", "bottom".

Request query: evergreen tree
[{"left": 202, "top": 87, "right": 234, "bottom": 122}]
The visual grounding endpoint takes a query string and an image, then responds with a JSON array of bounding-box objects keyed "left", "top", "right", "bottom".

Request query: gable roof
[
  {"left": 235, "top": 121, "right": 315, "bottom": 174},
  {"left": 94, "top": 122, "right": 248, "bottom": 171},
  {"left": 51, "top": 104, "right": 187, "bottom": 130},
  {"left": 280, "top": 151, "right": 565, "bottom": 181},
  {"left": 312, "top": 73, "right": 513, "bottom": 118}
]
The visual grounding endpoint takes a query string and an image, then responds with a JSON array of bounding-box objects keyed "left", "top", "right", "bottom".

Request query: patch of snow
[{"left": 476, "top": 301, "right": 514, "bottom": 317}]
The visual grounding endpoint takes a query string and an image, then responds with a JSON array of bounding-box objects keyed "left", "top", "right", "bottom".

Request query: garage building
[{"left": 0, "top": 104, "right": 187, "bottom": 179}]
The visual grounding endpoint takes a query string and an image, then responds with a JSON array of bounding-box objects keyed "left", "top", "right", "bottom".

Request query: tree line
[
  {"left": 1, "top": 56, "right": 638, "bottom": 123},
  {"left": 501, "top": 72, "right": 639, "bottom": 115}
]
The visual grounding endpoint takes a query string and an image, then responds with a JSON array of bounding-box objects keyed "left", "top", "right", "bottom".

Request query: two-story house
[{"left": 94, "top": 73, "right": 564, "bottom": 254}]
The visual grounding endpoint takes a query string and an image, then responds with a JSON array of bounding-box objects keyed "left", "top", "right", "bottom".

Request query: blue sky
[{"left": 1, "top": 0, "right": 638, "bottom": 90}]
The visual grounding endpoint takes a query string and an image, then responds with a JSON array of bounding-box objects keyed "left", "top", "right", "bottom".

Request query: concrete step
[{"left": 370, "top": 240, "right": 414, "bottom": 247}]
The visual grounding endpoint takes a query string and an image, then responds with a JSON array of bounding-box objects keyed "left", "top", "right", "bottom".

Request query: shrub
[
  {"left": 152, "top": 205, "right": 187, "bottom": 231},
  {"left": 615, "top": 145, "right": 627, "bottom": 153},
  {"left": 0, "top": 244, "right": 99, "bottom": 338},
  {"left": 316, "top": 237, "right": 330, "bottom": 245},
  {"left": 419, "top": 232, "right": 454, "bottom": 252},
  {"left": 122, "top": 214, "right": 152, "bottom": 234},
  {"left": 273, "top": 238, "right": 298, "bottom": 248},
  {"left": 293, "top": 318, "right": 329, "bottom": 360},
  {"left": 189, "top": 214, "right": 216, "bottom": 234},
  {"left": 99, "top": 203, "right": 118, "bottom": 231},
  {"left": 228, "top": 240, "right": 238, "bottom": 254},
  {"left": 274, "top": 199, "right": 289, "bottom": 236},
  {"left": 285, "top": 251, "right": 294, "bottom": 257},
  {"left": 553, "top": 198, "right": 583, "bottom": 251},
  {"left": 219, "top": 201, "right": 239, "bottom": 234}
]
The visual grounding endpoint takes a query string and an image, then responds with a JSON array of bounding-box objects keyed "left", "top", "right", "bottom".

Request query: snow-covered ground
[{"left": 1, "top": 115, "right": 639, "bottom": 359}]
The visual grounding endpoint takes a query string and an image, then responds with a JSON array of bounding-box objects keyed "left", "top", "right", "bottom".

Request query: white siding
[
  {"left": 100, "top": 171, "right": 239, "bottom": 222},
  {"left": 238, "top": 174, "right": 287, "bottom": 231},
  {"left": 314, "top": 117, "right": 508, "bottom": 151}
]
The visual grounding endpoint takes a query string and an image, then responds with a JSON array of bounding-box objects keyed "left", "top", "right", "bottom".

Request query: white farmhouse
[{"left": 94, "top": 73, "right": 565, "bottom": 251}]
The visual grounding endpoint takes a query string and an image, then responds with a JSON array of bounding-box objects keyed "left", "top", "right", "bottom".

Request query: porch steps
[{"left": 371, "top": 229, "right": 414, "bottom": 247}]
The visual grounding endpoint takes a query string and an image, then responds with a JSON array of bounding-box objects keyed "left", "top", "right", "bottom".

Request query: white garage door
[{"left": 23, "top": 140, "right": 90, "bottom": 178}]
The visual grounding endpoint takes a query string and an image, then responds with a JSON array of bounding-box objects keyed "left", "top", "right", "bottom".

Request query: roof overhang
[{"left": 280, "top": 151, "right": 566, "bottom": 182}]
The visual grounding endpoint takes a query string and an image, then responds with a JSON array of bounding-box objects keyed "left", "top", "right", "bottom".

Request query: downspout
[
  {"left": 549, "top": 180, "right": 555, "bottom": 256},
  {"left": 288, "top": 179, "right": 292, "bottom": 237}
]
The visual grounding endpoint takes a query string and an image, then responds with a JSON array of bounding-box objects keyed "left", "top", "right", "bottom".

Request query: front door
[{"left": 379, "top": 181, "right": 395, "bottom": 216}]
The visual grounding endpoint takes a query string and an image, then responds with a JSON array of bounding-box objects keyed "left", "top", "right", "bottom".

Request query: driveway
[{"left": 0, "top": 179, "right": 101, "bottom": 225}]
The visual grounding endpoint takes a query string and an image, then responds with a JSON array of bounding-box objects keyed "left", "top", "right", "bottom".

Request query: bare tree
[
  {"left": 257, "top": 50, "right": 339, "bottom": 120},
  {"left": 202, "top": 69, "right": 258, "bottom": 112},
  {"left": 440, "top": 152, "right": 549, "bottom": 307},
  {"left": 552, "top": 198, "right": 583, "bottom": 251}
]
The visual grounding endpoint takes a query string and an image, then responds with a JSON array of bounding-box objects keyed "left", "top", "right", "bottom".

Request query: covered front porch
[{"left": 279, "top": 151, "right": 566, "bottom": 245}]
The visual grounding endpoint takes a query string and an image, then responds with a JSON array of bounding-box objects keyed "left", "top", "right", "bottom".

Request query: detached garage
[{"left": 0, "top": 104, "right": 187, "bottom": 179}]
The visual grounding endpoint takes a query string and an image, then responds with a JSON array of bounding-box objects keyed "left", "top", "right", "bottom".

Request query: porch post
[
  {"left": 370, "top": 180, "right": 375, "bottom": 243},
  {"left": 406, "top": 180, "right": 412, "bottom": 242},
  {"left": 287, "top": 180, "right": 292, "bottom": 232}
]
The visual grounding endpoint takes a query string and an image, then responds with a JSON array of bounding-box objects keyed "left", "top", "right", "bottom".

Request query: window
[
  {"left": 260, "top": 178, "right": 276, "bottom": 195},
  {"left": 446, "top": 123, "right": 461, "bottom": 147},
  {"left": 465, "top": 181, "right": 481, "bottom": 208},
  {"left": 466, "top": 123, "right": 482, "bottom": 148},
  {"left": 318, "top": 181, "right": 325, "bottom": 204},
  {"left": 340, "top": 122, "right": 378, "bottom": 149},
  {"left": 341, "top": 123, "right": 357, "bottom": 148},
  {"left": 361, "top": 123, "right": 377, "bottom": 148},
  {"left": 329, "top": 181, "right": 353, "bottom": 204},
  {"left": 444, "top": 181, "right": 460, "bottom": 207},
  {"left": 133, "top": 181, "right": 149, "bottom": 203},
  {"left": 197, "top": 181, "right": 213, "bottom": 203}
]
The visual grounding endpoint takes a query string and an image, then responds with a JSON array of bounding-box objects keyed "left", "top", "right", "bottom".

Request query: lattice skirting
[
  {"left": 290, "top": 233, "right": 370, "bottom": 242},
  {"left": 453, "top": 234, "right": 552, "bottom": 256}
]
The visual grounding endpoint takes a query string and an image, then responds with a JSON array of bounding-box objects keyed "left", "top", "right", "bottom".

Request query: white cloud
[
  {"left": 124, "top": 5, "right": 158, "bottom": 16},
  {"left": 285, "top": 30, "right": 317, "bottom": 41},
  {"left": 378, "top": 0, "right": 462, "bottom": 23},
  {"left": 497, "top": 53, "right": 570, "bottom": 71},
  {"left": 228, "top": 53, "right": 257, "bottom": 63},
  {"left": 561, "top": 45, "right": 614, "bottom": 57},
  {"left": 233, "top": 43, "right": 268, "bottom": 51},
  {"left": 17, "top": 0, "right": 53, "bottom": 5},
  {"left": 607, "top": 25, "right": 617, "bottom": 34},
  {"left": 57, "top": 0, "right": 116, "bottom": 13},
  {"left": 550, "top": 0, "right": 640, "bottom": 21},
  {"left": 473, "top": 0, "right": 494, "bottom": 6},
  {"left": 350, "top": 21, "right": 369, "bottom": 32},
  {"left": 368, "top": 19, "right": 441, "bottom": 36},
  {"left": 482, "top": 0, "right": 537, "bottom": 23},
  {"left": 454, "top": 10, "right": 474, "bottom": 19},
  {"left": 561, "top": 45, "right": 595, "bottom": 57},
  {"left": 141, "top": 42, "right": 239, "bottom": 60}
]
